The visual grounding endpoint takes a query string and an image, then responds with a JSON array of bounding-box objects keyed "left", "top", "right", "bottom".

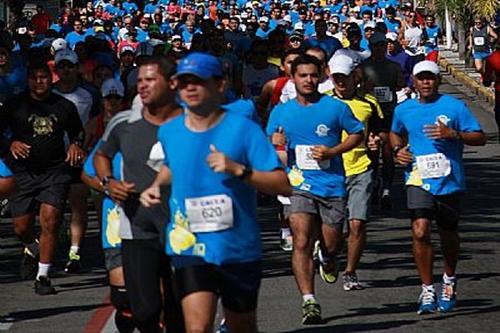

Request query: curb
[{"left": 439, "top": 57, "right": 495, "bottom": 105}]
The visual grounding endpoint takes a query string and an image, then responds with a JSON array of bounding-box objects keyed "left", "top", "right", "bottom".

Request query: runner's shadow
[{"left": 2, "top": 303, "right": 106, "bottom": 323}]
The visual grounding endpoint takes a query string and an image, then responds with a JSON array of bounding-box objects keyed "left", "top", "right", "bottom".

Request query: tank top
[{"left": 472, "top": 26, "right": 490, "bottom": 53}]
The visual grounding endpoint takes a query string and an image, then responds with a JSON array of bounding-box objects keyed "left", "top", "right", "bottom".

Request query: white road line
[{"left": 0, "top": 322, "right": 13, "bottom": 331}]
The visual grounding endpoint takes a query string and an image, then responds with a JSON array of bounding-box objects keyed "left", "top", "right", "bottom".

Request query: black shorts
[
  {"left": 67, "top": 166, "right": 83, "bottom": 184},
  {"left": 9, "top": 168, "right": 72, "bottom": 217},
  {"left": 173, "top": 260, "right": 261, "bottom": 313},
  {"left": 407, "top": 186, "right": 462, "bottom": 230}
]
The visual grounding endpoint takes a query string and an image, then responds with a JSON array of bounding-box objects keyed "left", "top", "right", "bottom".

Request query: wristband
[{"left": 238, "top": 167, "right": 253, "bottom": 180}]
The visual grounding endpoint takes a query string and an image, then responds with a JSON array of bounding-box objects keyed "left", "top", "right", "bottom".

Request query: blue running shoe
[
  {"left": 438, "top": 280, "right": 457, "bottom": 313},
  {"left": 417, "top": 286, "right": 437, "bottom": 315}
]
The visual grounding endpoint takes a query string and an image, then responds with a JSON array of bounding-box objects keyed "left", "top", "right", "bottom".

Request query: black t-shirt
[{"left": 1, "top": 92, "right": 83, "bottom": 172}]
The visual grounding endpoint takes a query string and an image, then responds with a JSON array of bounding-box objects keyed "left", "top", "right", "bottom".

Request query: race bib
[
  {"left": 373, "top": 86, "right": 393, "bottom": 103},
  {"left": 295, "top": 145, "right": 330, "bottom": 170},
  {"left": 474, "top": 37, "right": 485, "bottom": 46},
  {"left": 185, "top": 194, "right": 233, "bottom": 233},
  {"left": 416, "top": 153, "right": 451, "bottom": 179}
]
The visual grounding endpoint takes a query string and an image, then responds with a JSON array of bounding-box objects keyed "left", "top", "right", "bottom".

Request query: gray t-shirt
[{"left": 99, "top": 105, "right": 171, "bottom": 241}]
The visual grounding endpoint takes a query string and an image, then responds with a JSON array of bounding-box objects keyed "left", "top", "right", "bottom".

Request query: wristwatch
[
  {"left": 99, "top": 175, "right": 114, "bottom": 195},
  {"left": 238, "top": 167, "right": 253, "bottom": 180},
  {"left": 392, "top": 145, "right": 403, "bottom": 157}
]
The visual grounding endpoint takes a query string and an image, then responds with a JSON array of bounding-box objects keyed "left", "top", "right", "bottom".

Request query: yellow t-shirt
[{"left": 334, "top": 92, "right": 384, "bottom": 177}]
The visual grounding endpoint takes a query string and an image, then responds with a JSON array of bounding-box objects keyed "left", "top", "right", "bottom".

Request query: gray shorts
[
  {"left": 284, "top": 190, "right": 346, "bottom": 228},
  {"left": 104, "top": 247, "right": 122, "bottom": 271},
  {"left": 346, "top": 168, "right": 374, "bottom": 222}
]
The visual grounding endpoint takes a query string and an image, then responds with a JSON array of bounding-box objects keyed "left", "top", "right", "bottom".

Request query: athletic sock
[
  {"left": 36, "top": 262, "right": 51, "bottom": 280},
  {"left": 280, "top": 228, "right": 291, "bottom": 238},
  {"left": 302, "top": 294, "right": 316, "bottom": 303},
  {"left": 70, "top": 245, "right": 80, "bottom": 254},
  {"left": 443, "top": 273, "right": 456, "bottom": 284}
]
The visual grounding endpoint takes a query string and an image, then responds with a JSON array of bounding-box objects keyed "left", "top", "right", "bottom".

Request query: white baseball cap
[
  {"left": 329, "top": 54, "right": 355, "bottom": 76},
  {"left": 283, "top": 15, "right": 292, "bottom": 23},
  {"left": 259, "top": 16, "right": 269, "bottom": 23},
  {"left": 51, "top": 38, "right": 67, "bottom": 53},
  {"left": 294, "top": 22, "right": 304, "bottom": 30},
  {"left": 386, "top": 32, "right": 398, "bottom": 42},
  {"left": 101, "top": 78, "right": 125, "bottom": 98},
  {"left": 120, "top": 45, "right": 136, "bottom": 55},
  {"left": 55, "top": 49, "right": 78, "bottom": 65},
  {"left": 413, "top": 60, "right": 440, "bottom": 76}
]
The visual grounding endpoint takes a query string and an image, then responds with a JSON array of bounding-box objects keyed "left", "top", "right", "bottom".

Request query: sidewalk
[{"left": 439, "top": 46, "right": 495, "bottom": 105}]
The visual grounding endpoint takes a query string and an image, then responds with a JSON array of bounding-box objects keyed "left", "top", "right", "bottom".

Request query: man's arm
[{"left": 311, "top": 132, "right": 364, "bottom": 161}]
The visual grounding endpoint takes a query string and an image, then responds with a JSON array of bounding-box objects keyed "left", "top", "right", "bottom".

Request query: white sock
[
  {"left": 281, "top": 228, "right": 291, "bottom": 238},
  {"left": 422, "top": 283, "right": 435, "bottom": 292},
  {"left": 382, "top": 189, "right": 390, "bottom": 196},
  {"left": 443, "top": 273, "right": 456, "bottom": 284},
  {"left": 302, "top": 294, "right": 316, "bottom": 303},
  {"left": 36, "top": 262, "right": 51, "bottom": 280},
  {"left": 70, "top": 245, "right": 80, "bottom": 254}
]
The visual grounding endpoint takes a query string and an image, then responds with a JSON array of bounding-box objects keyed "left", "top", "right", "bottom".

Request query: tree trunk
[{"left": 457, "top": 21, "right": 468, "bottom": 62}]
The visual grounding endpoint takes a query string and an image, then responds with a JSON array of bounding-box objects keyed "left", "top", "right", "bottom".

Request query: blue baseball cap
[{"left": 175, "top": 52, "right": 223, "bottom": 80}]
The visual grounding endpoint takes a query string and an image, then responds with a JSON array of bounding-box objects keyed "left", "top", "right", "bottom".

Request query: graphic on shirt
[
  {"left": 105, "top": 205, "right": 122, "bottom": 247},
  {"left": 147, "top": 141, "right": 165, "bottom": 172},
  {"left": 288, "top": 166, "right": 305, "bottom": 187},
  {"left": 436, "top": 115, "right": 450, "bottom": 126},
  {"left": 406, "top": 165, "right": 423, "bottom": 187},
  {"left": 169, "top": 205, "right": 197, "bottom": 255},
  {"left": 315, "top": 124, "right": 330, "bottom": 137},
  {"left": 28, "top": 114, "right": 57, "bottom": 137}
]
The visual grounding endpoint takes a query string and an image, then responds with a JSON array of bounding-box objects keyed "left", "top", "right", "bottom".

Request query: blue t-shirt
[
  {"left": 384, "top": 18, "right": 401, "bottom": 33},
  {"left": 158, "top": 112, "right": 282, "bottom": 266},
  {"left": 223, "top": 99, "right": 259, "bottom": 123},
  {"left": 423, "top": 26, "right": 441, "bottom": 52},
  {"left": 123, "top": 2, "right": 138, "bottom": 14},
  {"left": 65, "top": 31, "right": 86, "bottom": 49},
  {"left": 83, "top": 141, "right": 124, "bottom": 249},
  {"left": 266, "top": 95, "right": 364, "bottom": 198},
  {"left": 305, "top": 36, "right": 343, "bottom": 59},
  {"left": 0, "top": 66, "right": 27, "bottom": 102},
  {"left": 0, "top": 159, "right": 13, "bottom": 177},
  {"left": 391, "top": 95, "right": 482, "bottom": 195}
]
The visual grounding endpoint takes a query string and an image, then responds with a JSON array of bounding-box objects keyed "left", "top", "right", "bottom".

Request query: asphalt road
[{"left": 1, "top": 76, "right": 499, "bottom": 333}]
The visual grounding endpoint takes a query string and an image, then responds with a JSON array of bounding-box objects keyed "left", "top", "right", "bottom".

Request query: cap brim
[
  {"left": 414, "top": 70, "right": 439, "bottom": 76},
  {"left": 174, "top": 70, "right": 211, "bottom": 80}
]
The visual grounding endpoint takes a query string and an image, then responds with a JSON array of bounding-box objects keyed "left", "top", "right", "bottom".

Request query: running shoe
[
  {"left": 302, "top": 299, "right": 322, "bottom": 325},
  {"left": 216, "top": 318, "right": 229, "bottom": 333},
  {"left": 115, "top": 310, "right": 135, "bottom": 333},
  {"left": 438, "top": 280, "right": 457, "bottom": 313},
  {"left": 417, "top": 286, "right": 437, "bottom": 315},
  {"left": 64, "top": 249, "right": 81, "bottom": 274},
  {"left": 280, "top": 234, "right": 293, "bottom": 251},
  {"left": 20, "top": 247, "right": 38, "bottom": 280},
  {"left": 342, "top": 272, "right": 364, "bottom": 291},
  {"left": 34, "top": 276, "right": 56, "bottom": 295},
  {"left": 317, "top": 245, "right": 338, "bottom": 284}
]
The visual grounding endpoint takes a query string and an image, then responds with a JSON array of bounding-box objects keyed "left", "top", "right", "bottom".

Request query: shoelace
[
  {"left": 441, "top": 284, "right": 455, "bottom": 301},
  {"left": 420, "top": 288, "right": 436, "bottom": 305},
  {"left": 303, "top": 301, "right": 320, "bottom": 315}
]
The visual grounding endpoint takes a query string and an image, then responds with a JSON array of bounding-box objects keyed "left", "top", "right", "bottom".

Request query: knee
[
  {"left": 130, "top": 298, "right": 161, "bottom": 324},
  {"left": 348, "top": 220, "right": 365, "bottom": 240},
  {"left": 412, "top": 220, "right": 431, "bottom": 242}
]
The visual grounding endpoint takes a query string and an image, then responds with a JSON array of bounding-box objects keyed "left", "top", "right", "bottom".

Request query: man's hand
[
  {"left": 107, "top": 179, "right": 135, "bottom": 203},
  {"left": 206, "top": 144, "right": 244, "bottom": 176},
  {"left": 10, "top": 141, "right": 31, "bottom": 159},
  {"left": 394, "top": 145, "right": 413, "bottom": 166},
  {"left": 140, "top": 185, "right": 161, "bottom": 208},
  {"left": 367, "top": 133, "right": 382, "bottom": 151},
  {"left": 423, "top": 120, "right": 458, "bottom": 140},
  {"left": 311, "top": 145, "right": 333, "bottom": 161},
  {"left": 271, "top": 131, "right": 287, "bottom": 147},
  {"left": 65, "top": 143, "right": 86, "bottom": 167}
]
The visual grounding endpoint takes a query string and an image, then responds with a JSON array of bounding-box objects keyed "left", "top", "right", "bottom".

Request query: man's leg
[
  {"left": 13, "top": 213, "right": 39, "bottom": 280},
  {"left": 66, "top": 183, "right": 89, "bottom": 273},
  {"left": 224, "top": 309, "right": 257, "bottom": 333},
  {"left": 181, "top": 291, "right": 217, "bottom": 333},
  {"left": 345, "top": 219, "right": 366, "bottom": 273},
  {"left": 122, "top": 239, "right": 164, "bottom": 333},
  {"left": 289, "top": 212, "right": 318, "bottom": 296},
  {"left": 411, "top": 218, "right": 433, "bottom": 285}
]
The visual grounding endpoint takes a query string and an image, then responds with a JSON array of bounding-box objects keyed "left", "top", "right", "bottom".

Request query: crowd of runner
[{"left": 0, "top": 0, "right": 493, "bottom": 332}]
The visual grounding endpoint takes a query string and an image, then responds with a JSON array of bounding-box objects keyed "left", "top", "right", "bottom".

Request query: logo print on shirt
[
  {"left": 436, "top": 115, "right": 450, "bottom": 126},
  {"left": 315, "top": 124, "right": 330, "bottom": 137},
  {"left": 28, "top": 114, "right": 58, "bottom": 137}
]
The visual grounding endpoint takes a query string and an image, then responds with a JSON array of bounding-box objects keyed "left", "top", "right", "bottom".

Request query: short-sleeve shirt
[
  {"left": 391, "top": 95, "right": 483, "bottom": 195},
  {"left": 158, "top": 112, "right": 282, "bottom": 265},
  {"left": 266, "top": 95, "right": 364, "bottom": 198},
  {"left": 0, "top": 159, "right": 12, "bottom": 177}
]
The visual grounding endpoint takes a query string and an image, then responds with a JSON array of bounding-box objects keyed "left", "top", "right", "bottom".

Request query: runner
[
  {"left": 266, "top": 54, "right": 364, "bottom": 324},
  {"left": 81, "top": 78, "right": 135, "bottom": 333},
  {"left": 1, "top": 62, "right": 85, "bottom": 294},
  {"left": 483, "top": 39, "right": 500, "bottom": 141},
  {"left": 390, "top": 61, "right": 486, "bottom": 314},
  {"left": 94, "top": 57, "right": 184, "bottom": 333},
  {"left": 469, "top": 18, "right": 498, "bottom": 74},
  {"left": 361, "top": 31, "right": 406, "bottom": 210},
  {"left": 140, "top": 52, "right": 291, "bottom": 333},
  {"left": 422, "top": 14, "right": 442, "bottom": 63},
  {"left": 329, "top": 54, "right": 385, "bottom": 291},
  {"left": 52, "top": 48, "right": 96, "bottom": 274}
]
